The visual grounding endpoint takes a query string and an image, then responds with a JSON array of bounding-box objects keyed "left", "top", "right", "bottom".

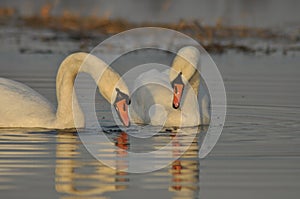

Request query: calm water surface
[{"left": 0, "top": 28, "right": 300, "bottom": 199}]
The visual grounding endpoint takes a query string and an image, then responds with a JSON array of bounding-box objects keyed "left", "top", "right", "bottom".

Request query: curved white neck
[{"left": 54, "top": 52, "right": 128, "bottom": 128}]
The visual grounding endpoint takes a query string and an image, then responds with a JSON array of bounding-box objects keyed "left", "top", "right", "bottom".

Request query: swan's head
[
  {"left": 113, "top": 88, "right": 131, "bottom": 127},
  {"left": 170, "top": 46, "right": 200, "bottom": 109}
]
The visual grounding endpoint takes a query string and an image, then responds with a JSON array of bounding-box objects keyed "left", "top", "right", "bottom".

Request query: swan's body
[
  {"left": 130, "top": 46, "right": 210, "bottom": 127},
  {"left": 0, "top": 53, "right": 130, "bottom": 129},
  {"left": 0, "top": 78, "right": 56, "bottom": 127}
]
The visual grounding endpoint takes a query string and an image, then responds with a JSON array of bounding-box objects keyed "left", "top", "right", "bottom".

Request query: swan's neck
[
  {"left": 55, "top": 71, "right": 83, "bottom": 128},
  {"left": 170, "top": 46, "right": 201, "bottom": 97},
  {"left": 188, "top": 70, "right": 200, "bottom": 96},
  {"left": 55, "top": 52, "right": 127, "bottom": 128}
]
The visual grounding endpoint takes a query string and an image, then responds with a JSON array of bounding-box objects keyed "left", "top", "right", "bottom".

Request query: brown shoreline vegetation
[{"left": 0, "top": 6, "right": 299, "bottom": 54}]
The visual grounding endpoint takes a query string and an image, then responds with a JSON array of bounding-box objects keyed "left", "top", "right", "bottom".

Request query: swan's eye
[{"left": 127, "top": 99, "right": 131, "bottom": 105}]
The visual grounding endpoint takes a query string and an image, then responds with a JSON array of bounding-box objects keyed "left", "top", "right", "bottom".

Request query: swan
[
  {"left": 0, "top": 52, "right": 130, "bottom": 129},
  {"left": 129, "top": 46, "right": 210, "bottom": 127}
]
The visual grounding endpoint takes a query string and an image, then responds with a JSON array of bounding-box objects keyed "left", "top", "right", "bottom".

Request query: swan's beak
[
  {"left": 171, "top": 72, "right": 184, "bottom": 109},
  {"left": 172, "top": 83, "right": 184, "bottom": 109},
  {"left": 114, "top": 99, "right": 130, "bottom": 127}
]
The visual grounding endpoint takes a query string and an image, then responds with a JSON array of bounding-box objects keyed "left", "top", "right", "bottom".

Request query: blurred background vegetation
[{"left": 0, "top": 0, "right": 299, "bottom": 54}]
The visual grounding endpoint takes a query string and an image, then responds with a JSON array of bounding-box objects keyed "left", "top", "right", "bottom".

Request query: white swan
[
  {"left": 0, "top": 52, "right": 130, "bottom": 129},
  {"left": 129, "top": 46, "right": 210, "bottom": 127}
]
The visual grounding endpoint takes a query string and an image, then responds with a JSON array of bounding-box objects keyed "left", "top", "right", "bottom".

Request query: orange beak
[
  {"left": 171, "top": 72, "right": 184, "bottom": 109},
  {"left": 172, "top": 83, "right": 184, "bottom": 109},
  {"left": 114, "top": 99, "right": 130, "bottom": 127}
]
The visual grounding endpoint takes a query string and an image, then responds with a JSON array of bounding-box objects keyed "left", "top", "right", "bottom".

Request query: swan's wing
[
  {"left": 0, "top": 78, "right": 55, "bottom": 127},
  {"left": 134, "top": 69, "right": 171, "bottom": 89},
  {"left": 131, "top": 69, "right": 172, "bottom": 124}
]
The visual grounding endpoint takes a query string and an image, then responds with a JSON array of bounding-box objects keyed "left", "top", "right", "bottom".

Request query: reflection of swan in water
[
  {"left": 0, "top": 126, "right": 202, "bottom": 198},
  {"left": 130, "top": 46, "right": 210, "bottom": 127},
  {"left": 136, "top": 127, "right": 202, "bottom": 198},
  {"left": 54, "top": 127, "right": 203, "bottom": 198},
  {"left": 0, "top": 53, "right": 130, "bottom": 129},
  {"left": 147, "top": 127, "right": 203, "bottom": 198},
  {"left": 55, "top": 131, "right": 129, "bottom": 196},
  {"left": 167, "top": 127, "right": 203, "bottom": 197}
]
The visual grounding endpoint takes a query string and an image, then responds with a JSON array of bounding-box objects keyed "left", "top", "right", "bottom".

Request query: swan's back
[{"left": 0, "top": 78, "right": 55, "bottom": 128}]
